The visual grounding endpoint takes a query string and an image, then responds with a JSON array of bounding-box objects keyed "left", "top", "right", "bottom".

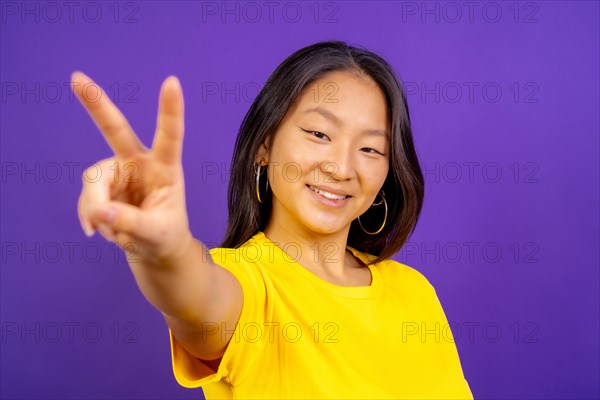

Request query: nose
[{"left": 320, "top": 144, "right": 356, "bottom": 182}]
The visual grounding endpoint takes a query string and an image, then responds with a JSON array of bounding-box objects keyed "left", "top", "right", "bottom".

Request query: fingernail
[
  {"left": 84, "top": 226, "right": 95, "bottom": 237},
  {"left": 167, "top": 76, "right": 180, "bottom": 89},
  {"left": 98, "top": 206, "right": 116, "bottom": 224},
  {"left": 97, "top": 223, "right": 115, "bottom": 242}
]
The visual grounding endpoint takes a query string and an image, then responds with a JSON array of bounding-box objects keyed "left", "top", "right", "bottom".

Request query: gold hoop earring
[
  {"left": 357, "top": 190, "right": 387, "bottom": 235},
  {"left": 255, "top": 163, "right": 269, "bottom": 203}
]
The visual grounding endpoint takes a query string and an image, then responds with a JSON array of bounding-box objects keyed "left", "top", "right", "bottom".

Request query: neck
[{"left": 262, "top": 216, "right": 358, "bottom": 279}]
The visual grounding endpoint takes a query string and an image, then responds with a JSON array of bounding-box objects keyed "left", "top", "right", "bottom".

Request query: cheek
[
  {"left": 266, "top": 147, "right": 312, "bottom": 191},
  {"left": 358, "top": 158, "right": 389, "bottom": 183},
  {"left": 378, "top": 165, "right": 390, "bottom": 187},
  {"left": 270, "top": 144, "right": 323, "bottom": 182}
]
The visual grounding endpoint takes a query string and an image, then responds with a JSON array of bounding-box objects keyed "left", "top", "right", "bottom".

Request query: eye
[
  {"left": 300, "top": 127, "right": 330, "bottom": 141},
  {"left": 312, "top": 131, "right": 329, "bottom": 140},
  {"left": 361, "top": 147, "right": 385, "bottom": 156}
]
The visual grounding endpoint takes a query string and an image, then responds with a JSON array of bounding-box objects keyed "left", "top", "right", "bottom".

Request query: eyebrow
[{"left": 302, "top": 106, "right": 389, "bottom": 138}]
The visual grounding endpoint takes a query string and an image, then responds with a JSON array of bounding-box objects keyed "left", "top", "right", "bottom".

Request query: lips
[{"left": 306, "top": 185, "right": 351, "bottom": 200}]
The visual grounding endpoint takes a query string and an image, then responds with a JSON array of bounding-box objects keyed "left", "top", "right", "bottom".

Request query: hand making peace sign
[{"left": 73, "top": 72, "right": 193, "bottom": 263}]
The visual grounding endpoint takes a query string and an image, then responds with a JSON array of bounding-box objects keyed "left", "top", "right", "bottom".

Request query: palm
[{"left": 73, "top": 72, "right": 191, "bottom": 260}]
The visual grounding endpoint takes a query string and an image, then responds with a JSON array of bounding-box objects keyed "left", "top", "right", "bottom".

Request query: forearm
[{"left": 125, "top": 236, "right": 217, "bottom": 321}]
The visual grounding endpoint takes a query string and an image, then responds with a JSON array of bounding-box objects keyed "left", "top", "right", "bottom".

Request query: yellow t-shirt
[{"left": 168, "top": 231, "right": 473, "bottom": 399}]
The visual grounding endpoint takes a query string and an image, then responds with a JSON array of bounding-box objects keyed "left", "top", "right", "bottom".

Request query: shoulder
[
  {"left": 348, "top": 245, "right": 435, "bottom": 293},
  {"left": 372, "top": 258, "right": 452, "bottom": 322},
  {"left": 359, "top": 251, "right": 435, "bottom": 294},
  {"left": 208, "top": 233, "right": 265, "bottom": 266},
  {"left": 380, "top": 258, "right": 433, "bottom": 287},
  {"left": 205, "top": 233, "right": 271, "bottom": 298}
]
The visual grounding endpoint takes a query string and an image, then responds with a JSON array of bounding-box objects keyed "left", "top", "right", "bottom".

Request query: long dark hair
[{"left": 220, "top": 40, "right": 424, "bottom": 265}]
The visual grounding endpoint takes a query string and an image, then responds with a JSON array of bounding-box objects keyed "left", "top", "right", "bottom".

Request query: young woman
[{"left": 74, "top": 41, "right": 473, "bottom": 399}]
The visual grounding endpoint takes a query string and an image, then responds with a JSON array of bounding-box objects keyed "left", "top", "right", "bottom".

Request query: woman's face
[{"left": 257, "top": 70, "right": 390, "bottom": 236}]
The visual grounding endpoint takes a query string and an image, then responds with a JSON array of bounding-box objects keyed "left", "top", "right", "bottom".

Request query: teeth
[{"left": 309, "top": 185, "right": 348, "bottom": 200}]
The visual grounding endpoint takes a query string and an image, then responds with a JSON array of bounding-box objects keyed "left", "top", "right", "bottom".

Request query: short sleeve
[
  {"left": 169, "top": 328, "right": 218, "bottom": 386},
  {"left": 387, "top": 261, "right": 474, "bottom": 399},
  {"left": 425, "top": 283, "right": 474, "bottom": 399},
  {"left": 168, "top": 245, "right": 267, "bottom": 390}
]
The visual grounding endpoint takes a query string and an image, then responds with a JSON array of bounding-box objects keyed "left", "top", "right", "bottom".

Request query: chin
[{"left": 301, "top": 217, "right": 349, "bottom": 236}]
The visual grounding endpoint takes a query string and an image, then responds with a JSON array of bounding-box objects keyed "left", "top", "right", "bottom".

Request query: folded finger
[
  {"left": 77, "top": 191, "right": 95, "bottom": 237},
  {"left": 80, "top": 159, "right": 114, "bottom": 228}
]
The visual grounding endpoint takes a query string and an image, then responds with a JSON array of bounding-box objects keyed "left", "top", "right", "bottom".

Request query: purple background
[{"left": 1, "top": 1, "right": 599, "bottom": 399}]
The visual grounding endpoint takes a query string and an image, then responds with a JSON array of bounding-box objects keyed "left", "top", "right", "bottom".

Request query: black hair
[{"left": 220, "top": 40, "right": 424, "bottom": 265}]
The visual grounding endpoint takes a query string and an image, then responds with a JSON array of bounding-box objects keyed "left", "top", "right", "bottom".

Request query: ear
[{"left": 254, "top": 137, "right": 270, "bottom": 165}]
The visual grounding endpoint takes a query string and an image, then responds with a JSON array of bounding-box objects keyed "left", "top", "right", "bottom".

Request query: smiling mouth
[{"left": 307, "top": 185, "right": 351, "bottom": 200}]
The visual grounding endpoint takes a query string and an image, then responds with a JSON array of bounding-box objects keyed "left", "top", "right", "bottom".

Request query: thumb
[{"left": 89, "top": 202, "right": 147, "bottom": 242}]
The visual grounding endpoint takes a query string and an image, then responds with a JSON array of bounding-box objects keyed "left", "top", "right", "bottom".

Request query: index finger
[{"left": 71, "top": 71, "right": 145, "bottom": 159}]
